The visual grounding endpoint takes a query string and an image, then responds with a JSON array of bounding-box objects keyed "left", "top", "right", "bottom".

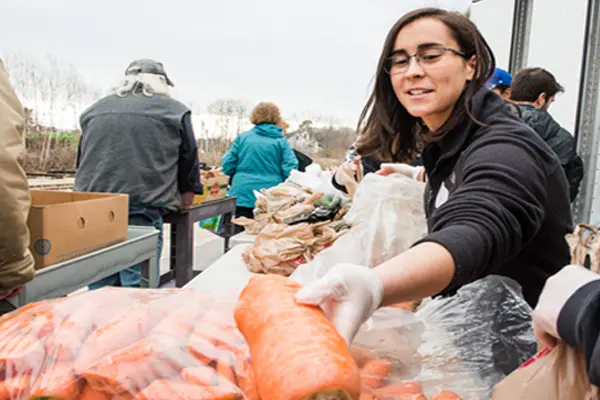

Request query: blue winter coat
[{"left": 221, "top": 124, "right": 299, "bottom": 208}]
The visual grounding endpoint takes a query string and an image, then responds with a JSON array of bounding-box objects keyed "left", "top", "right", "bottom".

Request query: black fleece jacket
[{"left": 416, "top": 89, "right": 573, "bottom": 307}]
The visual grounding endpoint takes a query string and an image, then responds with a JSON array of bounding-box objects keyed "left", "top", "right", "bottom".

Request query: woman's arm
[
  {"left": 221, "top": 136, "right": 240, "bottom": 177},
  {"left": 377, "top": 137, "right": 549, "bottom": 303},
  {"left": 375, "top": 242, "right": 455, "bottom": 306}
]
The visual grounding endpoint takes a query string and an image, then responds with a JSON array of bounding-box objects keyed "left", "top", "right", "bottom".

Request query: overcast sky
[{"left": 2, "top": 0, "right": 474, "bottom": 127}]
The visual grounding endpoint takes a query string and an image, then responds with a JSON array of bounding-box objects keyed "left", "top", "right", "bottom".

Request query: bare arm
[{"left": 375, "top": 242, "right": 455, "bottom": 306}]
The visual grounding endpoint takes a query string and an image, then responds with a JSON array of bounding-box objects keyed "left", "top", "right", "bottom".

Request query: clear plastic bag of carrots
[
  {"left": 0, "top": 287, "right": 255, "bottom": 399},
  {"left": 353, "top": 275, "right": 536, "bottom": 400}
]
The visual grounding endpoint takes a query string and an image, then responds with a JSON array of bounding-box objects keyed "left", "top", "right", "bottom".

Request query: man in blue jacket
[{"left": 222, "top": 102, "right": 298, "bottom": 222}]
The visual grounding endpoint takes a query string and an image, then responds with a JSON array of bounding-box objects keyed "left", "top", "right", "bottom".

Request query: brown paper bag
[{"left": 493, "top": 344, "right": 599, "bottom": 399}]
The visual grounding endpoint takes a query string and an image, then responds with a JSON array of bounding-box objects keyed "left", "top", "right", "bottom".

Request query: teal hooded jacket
[{"left": 221, "top": 123, "right": 299, "bottom": 208}]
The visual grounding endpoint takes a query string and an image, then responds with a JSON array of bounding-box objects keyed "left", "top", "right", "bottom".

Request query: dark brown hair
[
  {"left": 356, "top": 8, "right": 496, "bottom": 162},
  {"left": 510, "top": 67, "right": 565, "bottom": 103}
]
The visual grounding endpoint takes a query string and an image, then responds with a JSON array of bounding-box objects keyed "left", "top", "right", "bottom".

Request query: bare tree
[
  {"left": 207, "top": 98, "right": 248, "bottom": 138},
  {"left": 63, "top": 65, "right": 88, "bottom": 129}
]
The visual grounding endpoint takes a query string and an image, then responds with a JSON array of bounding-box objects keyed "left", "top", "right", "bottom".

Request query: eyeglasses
[{"left": 384, "top": 47, "right": 468, "bottom": 75}]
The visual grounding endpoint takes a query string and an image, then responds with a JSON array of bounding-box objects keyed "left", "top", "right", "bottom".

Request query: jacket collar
[{"left": 423, "top": 88, "right": 499, "bottom": 174}]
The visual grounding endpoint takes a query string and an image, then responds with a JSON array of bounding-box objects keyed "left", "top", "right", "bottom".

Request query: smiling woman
[{"left": 294, "top": 8, "right": 574, "bottom": 374}]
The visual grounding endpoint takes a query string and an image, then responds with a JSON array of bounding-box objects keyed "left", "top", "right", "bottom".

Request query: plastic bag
[
  {"left": 199, "top": 215, "right": 221, "bottom": 234},
  {"left": 348, "top": 276, "right": 537, "bottom": 400},
  {"left": 290, "top": 173, "right": 427, "bottom": 284},
  {"left": 410, "top": 276, "right": 536, "bottom": 399},
  {"left": 0, "top": 287, "right": 255, "bottom": 399}
]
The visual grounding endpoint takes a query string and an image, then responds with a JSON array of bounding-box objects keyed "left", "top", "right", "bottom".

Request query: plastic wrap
[
  {"left": 371, "top": 275, "right": 536, "bottom": 400},
  {"left": 314, "top": 276, "right": 535, "bottom": 400},
  {"left": 0, "top": 287, "right": 254, "bottom": 399},
  {"left": 290, "top": 172, "right": 427, "bottom": 284}
]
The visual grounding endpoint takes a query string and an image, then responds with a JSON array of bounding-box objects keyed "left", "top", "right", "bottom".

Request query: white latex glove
[
  {"left": 378, "top": 163, "right": 424, "bottom": 180},
  {"left": 294, "top": 263, "right": 384, "bottom": 345},
  {"left": 532, "top": 264, "right": 600, "bottom": 348}
]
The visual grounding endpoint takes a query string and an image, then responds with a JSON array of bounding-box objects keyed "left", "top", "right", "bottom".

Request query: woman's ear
[{"left": 465, "top": 55, "right": 476, "bottom": 80}]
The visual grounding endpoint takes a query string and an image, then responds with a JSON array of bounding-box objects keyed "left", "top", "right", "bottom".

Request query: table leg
[
  {"left": 222, "top": 211, "right": 233, "bottom": 253},
  {"left": 141, "top": 256, "right": 159, "bottom": 288},
  {"left": 174, "top": 213, "right": 194, "bottom": 287}
]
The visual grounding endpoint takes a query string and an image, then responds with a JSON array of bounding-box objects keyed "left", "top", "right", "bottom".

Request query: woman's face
[{"left": 390, "top": 18, "right": 475, "bottom": 132}]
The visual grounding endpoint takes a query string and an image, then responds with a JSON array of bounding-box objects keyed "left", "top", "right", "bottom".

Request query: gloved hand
[
  {"left": 378, "top": 163, "right": 424, "bottom": 181},
  {"left": 294, "top": 263, "right": 384, "bottom": 345},
  {"left": 532, "top": 264, "right": 600, "bottom": 349}
]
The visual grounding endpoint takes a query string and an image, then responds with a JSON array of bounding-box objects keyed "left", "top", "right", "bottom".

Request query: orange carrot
[
  {"left": 81, "top": 336, "right": 187, "bottom": 396},
  {"left": 80, "top": 384, "right": 112, "bottom": 400},
  {"left": 44, "top": 288, "right": 132, "bottom": 362},
  {"left": 181, "top": 365, "right": 218, "bottom": 386},
  {"left": 74, "top": 303, "right": 168, "bottom": 373},
  {"left": 215, "top": 354, "right": 237, "bottom": 385},
  {"left": 0, "top": 376, "right": 31, "bottom": 399},
  {"left": 187, "top": 330, "right": 235, "bottom": 366},
  {"left": 45, "top": 319, "right": 93, "bottom": 362},
  {"left": 147, "top": 294, "right": 208, "bottom": 344},
  {"left": 132, "top": 379, "right": 237, "bottom": 400},
  {"left": 361, "top": 359, "right": 392, "bottom": 390},
  {"left": 233, "top": 353, "right": 259, "bottom": 400},
  {"left": 29, "top": 362, "right": 83, "bottom": 400},
  {"left": 0, "top": 334, "right": 46, "bottom": 377},
  {"left": 375, "top": 382, "right": 425, "bottom": 400},
  {"left": 234, "top": 274, "right": 362, "bottom": 400},
  {"left": 431, "top": 391, "right": 463, "bottom": 400}
]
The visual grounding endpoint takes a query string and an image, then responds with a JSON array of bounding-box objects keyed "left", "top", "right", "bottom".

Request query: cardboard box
[
  {"left": 27, "top": 190, "right": 129, "bottom": 270},
  {"left": 193, "top": 175, "right": 229, "bottom": 206}
]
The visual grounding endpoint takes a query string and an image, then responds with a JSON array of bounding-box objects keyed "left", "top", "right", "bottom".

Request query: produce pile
[
  {"left": 0, "top": 288, "right": 255, "bottom": 400},
  {"left": 0, "top": 273, "right": 537, "bottom": 399},
  {"left": 0, "top": 282, "right": 458, "bottom": 400},
  {"left": 234, "top": 177, "right": 352, "bottom": 276},
  {"left": 233, "top": 182, "right": 350, "bottom": 235}
]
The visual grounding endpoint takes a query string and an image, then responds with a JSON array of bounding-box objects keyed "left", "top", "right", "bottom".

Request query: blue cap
[{"left": 487, "top": 68, "right": 512, "bottom": 90}]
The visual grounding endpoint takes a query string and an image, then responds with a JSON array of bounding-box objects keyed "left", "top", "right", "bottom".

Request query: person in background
[
  {"left": 74, "top": 58, "right": 202, "bottom": 289},
  {"left": 533, "top": 264, "right": 600, "bottom": 386},
  {"left": 487, "top": 67, "right": 512, "bottom": 99},
  {"left": 280, "top": 120, "right": 313, "bottom": 172},
  {"left": 294, "top": 8, "right": 573, "bottom": 352},
  {"left": 510, "top": 67, "right": 584, "bottom": 203},
  {"left": 222, "top": 102, "right": 298, "bottom": 223},
  {"left": 0, "top": 59, "right": 36, "bottom": 301},
  {"left": 334, "top": 139, "right": 424, "bottom": 193}
]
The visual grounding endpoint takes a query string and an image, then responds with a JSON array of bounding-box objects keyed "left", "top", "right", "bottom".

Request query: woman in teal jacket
[{"left": 221, "top": 102, "right": 299, "bottom": 220}]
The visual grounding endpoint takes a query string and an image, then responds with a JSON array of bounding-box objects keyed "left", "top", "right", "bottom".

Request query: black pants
[
  {"left": 235, "top": 206, "right": 254, "bottom": 219},
  {"left": 234, "top": 206, "right": 254, "bottom": 234}
]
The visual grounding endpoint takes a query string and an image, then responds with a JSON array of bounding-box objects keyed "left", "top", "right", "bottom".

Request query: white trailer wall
[{"left": 471, "top": 0, "right": 587, "bottom": 132}]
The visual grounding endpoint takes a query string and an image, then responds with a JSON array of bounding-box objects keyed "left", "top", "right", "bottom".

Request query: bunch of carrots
[
  {"left": 0, "top": 287, "right": 255, "bottom": 399},
  {"left": 0, "top": 278, "right": 463, "bottom": 400}
]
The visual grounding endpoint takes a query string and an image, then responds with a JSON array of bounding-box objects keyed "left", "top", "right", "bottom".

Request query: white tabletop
[
  {"left": 184, "top": 244, "right": 255, "bottom": 298},
  {"left": 229, "top": 232, "right": 256, "bottom": 248}
]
